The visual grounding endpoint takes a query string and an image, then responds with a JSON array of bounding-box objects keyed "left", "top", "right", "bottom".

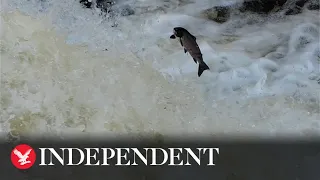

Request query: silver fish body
[{"left": 170, "top": 27, "right": 210, "bottom": 77}]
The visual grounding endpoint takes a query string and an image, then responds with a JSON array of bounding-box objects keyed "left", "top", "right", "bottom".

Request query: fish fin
[
  {"left": 170, "top": 35, "right": 176, "bottom": 39},
  {"left": 184, "top": 48, "right": 187, "bottom": 53},
  {"left": 193, "top": 58, "right": 197, "bottom": 64},
  {"left": 198, "top": 62, "right": 210, "bottom": 77},
  {"left": 179, "top": 39, "right": 183, "bottom": 46}
]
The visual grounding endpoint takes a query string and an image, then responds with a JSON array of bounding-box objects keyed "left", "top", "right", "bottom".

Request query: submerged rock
[
  {"left": 307, "top": 0, "right": 320, "bottom": 10},
  {"left": 282, "top": 0, "right": 319, "bottom": 15},
  {"left": 96, "top": 0, "right": 115, "bottom": 13},
  {"left": 120, "top": 5, "right": 135, "bottom": 16},
  {"left": 111, "top": 4, "right": 135, "bottom": 17},
  {"left": 79, "top": 0, "right": 135, "bottom": 17},
  {"left": 79, "top": 0, "right": 92, "bottom": 8},
  {"left": 203, "top": 6, "right": 231, "bottom": 23},
  {"left": 308, "top": 4, "right": 319, "bottom": 10},
  {"left": 240, "top": 0, "right": 287, "bottom": 14},
  {"left": 202, "top": 0, "right": 288, "bottom": 23},
  {"left": 203, "top": 0, "right": 318, "bottom": 23},
  {"left": 284, "top": 0, "right": 308, "bottom": 15}
]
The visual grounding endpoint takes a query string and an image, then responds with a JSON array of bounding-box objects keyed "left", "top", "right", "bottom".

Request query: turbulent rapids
[{"left": 0, "top": 0, "right": 319, "bottom": 140}]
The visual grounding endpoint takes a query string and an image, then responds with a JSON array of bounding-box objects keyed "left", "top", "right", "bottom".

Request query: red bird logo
[
  {"left": 11, "top": 144, "right": 36, "bottom": 169},
  {"left": 13, "top": 148, "right": 32, "bottom": 165}
]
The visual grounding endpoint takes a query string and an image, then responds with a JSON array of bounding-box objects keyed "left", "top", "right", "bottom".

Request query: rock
[
  {"left": 285, "top": 6, "right": 303, "bottom": 15},
  {"left": 96, "top": 0, "right": 115, "bottom": 13},
  {"left": 308, "top": 4, "right": 320, "bottom": 10},
  {"left": 78, "top": 0, "right": 135, "bottom": 17},
  {"left": 119, "top": 5, "right": 135, "bottom": 16},
  {"left": 307, "top": 0, "right": 320, "bottom": 10},
  {"left": 203, "top": 6, "right": 231, "bottom": 23},
  {"left": 79, "top": 0, "right": 92, "bottom": 8},
  {"left": 284, "top": 0, "right": 309, "bottom": 15},
  {"left": 111, "top": 4, "right": 135, "bottom": 17},
  {"left": 203, "top": 0, "right": 317, "bottom": 24},
  {"left": 203, "top": 0, "right": 289, "bottom": 23},
  {"left": 240, "top": 0, "right": 287, "bottom": 14},
  {"left": 283, "top": 0, "right": 318, "bottom": 15},
  {"left": 295, "top": 0, "right": 309, "bottom": 7}
]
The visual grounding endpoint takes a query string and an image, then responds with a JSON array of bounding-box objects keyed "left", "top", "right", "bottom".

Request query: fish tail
[{"left": 198, "top": 61, "right": 210, "bottom": 77}]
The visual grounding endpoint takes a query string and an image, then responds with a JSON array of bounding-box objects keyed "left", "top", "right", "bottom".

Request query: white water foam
[{"left": 0, "top": 0, "right": 319, "bottom": 140}]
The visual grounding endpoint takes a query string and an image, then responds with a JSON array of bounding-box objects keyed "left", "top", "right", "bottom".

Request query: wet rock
[
  {"left": 295, "top": 0, "right": 309, "bottom": 7},
  {"left": 96, "top": 0, "right": 115, "bottom": 13},
  {"left": 285, "top": 6, "right": 303, "bottom": 15},
  {"left": 240, "top": 0, "right": 287, "bottom": 14},
  {"left": 112, "top": 4, "right": 135, "bottom": 16},
  {"left": 203, "top": 0, "right": 288, "bottom": 23},
  {"left": 79, "top": 0, "right": 92, "bottom": 8},
  {"left": 307, "top": 0, "right": 320, "bottom": 10},
  {"left": 308, "top": 4, "right": 320, "bottom": 10},
  {"left": 203, "top": 6, "right": 231, "bottom": 23},
  {"left": 79, "top": 0, "right": 135, "bottom": 17},
  {"left": 283, "top": 0, "right": 319, "bottom": 15},
  {"left": 120, "top": 5, "right": 135, "bottom": 16},
  {"left": 203, "top": 0, "right": 317, "bottom": 24},
  {"left": 284, "top": 0, "right": 309, "bottom": 15}
]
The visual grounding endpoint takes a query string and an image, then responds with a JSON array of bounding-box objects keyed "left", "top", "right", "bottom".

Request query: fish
[{"left": 170, "top": 27, "right": 210, "bottom": 77}]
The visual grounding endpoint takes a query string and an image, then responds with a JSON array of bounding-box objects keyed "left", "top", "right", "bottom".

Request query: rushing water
[{"left": 0, "top": 0, "right": 319, "bottom": 140}]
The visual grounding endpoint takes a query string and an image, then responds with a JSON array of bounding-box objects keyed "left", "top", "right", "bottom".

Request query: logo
[
  {"left": 11, "top": 144, "right": 36, "bottom": 169},
  {"left": 10, "top": 145, "right": 220, "bottom": 167}
]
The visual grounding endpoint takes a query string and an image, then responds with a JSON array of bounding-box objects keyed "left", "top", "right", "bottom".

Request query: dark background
[{"left": 1, "top": 137, "right": 320, "bottom": 180}]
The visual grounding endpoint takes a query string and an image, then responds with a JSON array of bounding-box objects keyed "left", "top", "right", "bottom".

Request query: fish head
[{"left": 173, "top": 27, "right": 186, "bottom": 38}]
